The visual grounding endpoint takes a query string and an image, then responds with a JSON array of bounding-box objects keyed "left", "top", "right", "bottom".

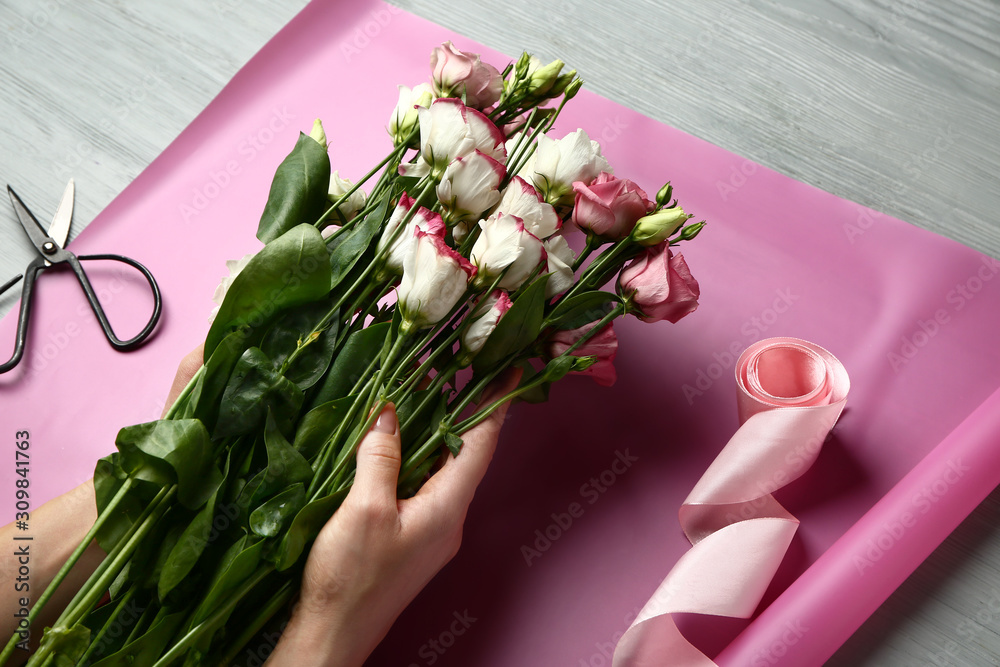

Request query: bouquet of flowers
[{"left": 4, "top": 42, "right": 703, "bottom": 666}]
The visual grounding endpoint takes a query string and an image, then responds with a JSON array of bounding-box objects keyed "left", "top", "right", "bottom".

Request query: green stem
[
  {"left": 0, "top": 478, "right": 136, "bottom": 663},
  {"left": 314, "top": 145, "right": 404, "bottom": 229},
  {"left": 215, "top": 581, "right": 294, "bottom": 665},
  {"left": 61, "top": 486, "right": 175, "bottom": 629},
  {"left": 150, "top": 566, "right": 275, "bottom": 667},
  {"left": 563, "top": 302, "right": 626, "bottom": 356},
  {"left": 162, "top": 366, "right": 205, "bottom": 420},
  {"left": 73, "top": 587, "right": 138, "bottom": 666},
  {"left": 29, "top": 486, "right": 175, "bottom": 667},
  {"left": 572, "top": 233, "right": 602, "bottom": 272}
]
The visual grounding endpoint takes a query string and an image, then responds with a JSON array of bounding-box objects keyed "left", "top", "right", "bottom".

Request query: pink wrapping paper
[{"left": 1, "top": 1, "right": 998, "bottom": 664}]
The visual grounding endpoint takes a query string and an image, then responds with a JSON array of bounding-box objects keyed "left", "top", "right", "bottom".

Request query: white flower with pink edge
[
  {"left": 470, "top": 212, "right": 546, "bottom": 291},
  {"left": 399, "top": 99, "right": 506, "bottom": 179},
  {"left": 376, "top": 194, "right": 447, "bottom": 275},
  {"left": 460, "top": 290, "right": 513, "bottom": 358},
  {"left": 495, "top": 176, "right": 560, "bottom": 239},
  {"left": 543, "top": 235, "right": 576, "bottom": 298},
  {"left": 436, "top": 150, "right": 506, "bottom": 223},
  {"left": 398, "top": 229, "right": 476, "bottom": 330},
  {"left": 519, "top": 129, "right": 610, "bottom": 205}
]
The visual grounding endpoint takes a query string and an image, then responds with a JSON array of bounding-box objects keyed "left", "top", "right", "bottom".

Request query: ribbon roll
[{"left": 613, "top": 337, "right": 850, "bottom": 666}]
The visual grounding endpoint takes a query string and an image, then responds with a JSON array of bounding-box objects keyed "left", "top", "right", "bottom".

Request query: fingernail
[{"left": 374, "top": 405, "right": 398, "bottom": 435}]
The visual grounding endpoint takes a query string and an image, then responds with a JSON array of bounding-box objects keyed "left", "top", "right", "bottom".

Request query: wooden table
[{"left": 1, "top": 1, "right": 997, "bottom": 664}]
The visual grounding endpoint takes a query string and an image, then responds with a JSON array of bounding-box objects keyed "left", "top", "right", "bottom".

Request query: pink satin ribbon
[{"left": 613, "top": 337, "right": 849, "bottom": 666}]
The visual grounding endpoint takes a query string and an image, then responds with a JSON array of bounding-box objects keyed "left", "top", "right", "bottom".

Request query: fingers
[
  {"left": 351, "top": 404, "right": 403, "bottom": 512},
  {"left": 162, "top": 344, "right": 205, "bottom": 416},
  {"left": 421, "top": 367, "right": 522, "bottom": 507}
]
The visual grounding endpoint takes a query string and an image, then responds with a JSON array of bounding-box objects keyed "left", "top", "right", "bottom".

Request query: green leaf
[
  {"left": 193, "top": 330, "right": 250, "bottom": 432},
  {"left": 250, "top": 484, "right": 306, "bottom": 538},
  {"left": 158, "top": 438, "right": 239, "bottom": 601},
  {"left": 274, "top": 488, "right": 349, "bottom": 571},
  {"left": 187, "top": 537, "right": 264, "bottom": 630},
  {"left": 545, "top": 291, "right": 620, "bottom": 331},
  {"left": 256, "top": 132, "right": 331, "bottom": 243},
  {"left": 89, "top": 611, "right": 186, "bottom": 667},
  {"left": 159, "top": 494, "right": 217, "bottom": 600},
  {"left": 444, "top": 432, "right": 464, "bottom": 456},
  {"left": 133, "top": 514, "right": 185, "bottom": 590},
  {"left": 309, "top": 322, "right": 390, "bottom": 407},
  {"left": 115, "top": 419, "right": 223, "bottom": 510},
  {"left": 293, "top": 395, "right": 357, "bottom": 459},
  {"left": 214, "top": 347, "right": 304, "bottom": 439},
  {"left": 205, "top": 223, "right": 333, "bottom": 359},
  {"left": 261, "top": 300, "right": 339, "bottom": 390},
  {"left": 250, "top": 412, "right": 314, "bottom": 508},
  {"left": 473, "top": 275, "right": 550, "bottom": 373},
  {"left": 92, "top": 454, "right": 160, "bottom": 552},
  {"left": 328, "top": 194, "right": 388, "bottom": 291}
]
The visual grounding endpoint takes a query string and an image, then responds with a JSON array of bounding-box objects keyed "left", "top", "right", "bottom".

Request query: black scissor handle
[
  {"left": 72, "top": 253, "right": 163, "bottom": 350},
  {"left": 0, "top": 259, "right": 46, "bottom": 373}
]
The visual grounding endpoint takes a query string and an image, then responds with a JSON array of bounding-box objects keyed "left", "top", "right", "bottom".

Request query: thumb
[{"left": 352, "top": 404, "right": 402, "bottom": 510}]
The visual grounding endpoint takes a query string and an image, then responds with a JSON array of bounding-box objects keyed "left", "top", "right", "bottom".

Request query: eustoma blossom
[
  {"left": 519, "top": 128, "right": 610, "bottom": 206},
  {"left": 388, "top": 82, "right": 434, "bottom": 147},
  {"left": 376, "top": 194, "right": 446, "bottom": 274},
  {"left": 572, "top": 172, "right": 653, "bottom": 240},
  {"left": 399, "top": 98, "right": 506, "bottom": 179},
  {"left": 459, "top": 290, "right": 513, "bottom": 362},
  {"left": 430, "top": 41, "right": 503, "bottom": 109},
  {"left": 495, "top": 176, "right": 560, "bottom": 239},
  {"left": 436, "top": 150, "right": 506, "bottom": 223},
  {"left": 548, "top": 320, "right": 619, "bottom": 386},
  {"left": 398, "top": 229, "right": 476, "bottom": 331},
  {"left": 542, "top": 235, "right": 576, "bottom": 297},
  {"left": 619, "top": 242, "right": 701, "bottom": 323},
  {"left": 470, "top": 212, "right": 546, "bottom": 291}
]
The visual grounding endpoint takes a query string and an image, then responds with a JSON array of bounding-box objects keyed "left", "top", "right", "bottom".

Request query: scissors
[{"left": 0, "top": 179, "right": 162, "bottom": 373}]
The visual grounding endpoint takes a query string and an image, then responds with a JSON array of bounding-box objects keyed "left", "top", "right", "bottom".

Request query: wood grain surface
[{"left": 1, "top": 1, "right": 998, "bottom": 664}]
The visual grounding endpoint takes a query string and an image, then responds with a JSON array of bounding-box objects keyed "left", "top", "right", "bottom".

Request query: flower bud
[
  {"left": 326, "top": 171, "right": 367, "bottom": 222},
  {"left": 655, "top": 182, "right": 673, "bottom": 208},
  {"left": 389, "top": 83, "right": 433, "bottom": 147},
  {"left": 630, "top": 206, "right": 689, "bottom": 246},
  {"left": 526, "top": 57, "right": 565, "bottom": 97},
  {"left": 548, "top": 70, "right": 578, "bottom": 98},
  {"left": 679, "top": 221, "right": 706, "bottom": 241},
  {"left": 309, "top": 119, "right": 327, "bottom": 150},
  {"left": 561, "top": 77, "right": 583, "bottom": 101}
]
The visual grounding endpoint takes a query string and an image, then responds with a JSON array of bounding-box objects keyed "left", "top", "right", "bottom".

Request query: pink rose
[
  {"left": 618, "top": 242, "right": 700, "bottom": 323},
  {"left": 572, "top": 172, "right": 654, "bottom": 240},
  {"left": 430, "top": 41, "right": 503, "bottom": 109},
  {"left": 548, "top": 320, "right": 618, "bottom": 387}
]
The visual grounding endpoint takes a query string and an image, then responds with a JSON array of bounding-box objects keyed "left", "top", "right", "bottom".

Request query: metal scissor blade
[
  {"left": 48, "top": 179, "right": 74, "bottom": 249},
  {"left": 6, "top": 186, "right": 55, "bottom": 257}
]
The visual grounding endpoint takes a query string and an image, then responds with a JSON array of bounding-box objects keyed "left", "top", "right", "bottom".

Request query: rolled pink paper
[{"left": 614, "top": 338, "right": 849, "bottom": 666}]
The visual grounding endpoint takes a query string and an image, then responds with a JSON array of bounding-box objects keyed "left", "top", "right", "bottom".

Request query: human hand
[{"left": 267, "top": 371, "right": 520, "bottom": 667}]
